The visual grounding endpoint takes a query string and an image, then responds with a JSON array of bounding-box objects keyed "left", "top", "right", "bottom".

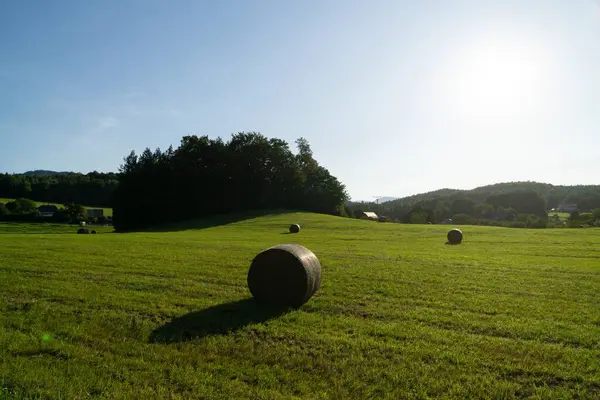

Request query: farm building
[
  {"left": 558, "top": 203, "right": 578, "bottom": 213},
  {"left": 86, "top": 209, "right": 104, "bottom": 218},
  {"left": 38, "top": 205, "right": 58, "bottom": 217},
  {"left": 360, "top": 212, "right": 379, "bottom": 221}
]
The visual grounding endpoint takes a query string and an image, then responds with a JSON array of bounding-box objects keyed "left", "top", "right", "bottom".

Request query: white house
[{"left": 360, "top": 211, "right": 379, "bottom": 221}]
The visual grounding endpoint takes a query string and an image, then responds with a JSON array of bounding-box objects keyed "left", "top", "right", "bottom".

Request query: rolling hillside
[
  {"left": 392, "top": 182, "right": 600, "bottom": 208},
  {"left": 1, "top": 212, "right": 598, "bottom": 398},
  {"left": 383, "top": 181, "right": 600, "bottom": 209}
]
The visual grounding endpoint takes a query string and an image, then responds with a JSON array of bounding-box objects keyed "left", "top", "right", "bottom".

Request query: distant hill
[
  {"left": 350, "top": 181, "right": 600, "bottom": 212},
  {"left": 384, "top": 181, "right": 600, "bottom": 210},
  {"left": 20, "top": 170, "right": 71, "bottom": 177},
  {"left": 376, "top": 196, "right": 398, "bottom": 204},
  {"left": 0, "top": 171, "right": 118, "bottom": 208},
  {"left": 350, "top": 196, "right": 399, "bottom": 204}
]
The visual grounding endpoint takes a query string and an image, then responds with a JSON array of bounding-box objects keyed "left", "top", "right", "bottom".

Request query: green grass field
[
  {"left": 1, "top": 214, "right": 599, "bottom": 399},
  {"left": 549, "top": 212, "right": 571, "bottom": 221},
  {"left": 0, "top": 198, "right": 113, "bottom": 217}
]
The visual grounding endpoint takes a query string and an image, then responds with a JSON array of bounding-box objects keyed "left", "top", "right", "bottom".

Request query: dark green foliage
[
  {"left": 5, "top": 201, "right": 18, "bottom": 213},
  {"left": 348, "top": 181, "right": 600, "bottom": 227},
  {"left": 517, "top": 214, "right": 548, "bottom": 229},
  {"left": 63, "top": 203, "right": 86, "bottom": 222},
  {"left": 0, "top": 171, "right": 118, "bottom": 207},
  {"left": 247, "top": 244, "right": 321, "bottom": 307},
  {"left": 0, "top": 201, "right": 89, "bottom": 224},
  {"left": 21, "top": 170, "right": 69, "bottom": 177},
  {"left": 451, "top": 213, "right": 474, "bottom": 225},
  {"left": 486, "top": 190, "right": 547, "bottom": 217},
  {"left": 451, "top": 198, "right": 477, "bottom": 216},
  {"left": 5, "top": 198, "right": 37, "bottom": 215},
  {"left": 347, "top": 184, "right": 556, "bottom": 227},
  {"left": 567, "top": 212, "right": 597, "bottom": 228},
  {"left": 409, "top": 212, "right": 428, "bottom": 224},
  {"left": 113, "top": 133, "right": 348, "bottom": 231},
  {"left": 473, "top": 202, "right": 495, "bottom": 219}
]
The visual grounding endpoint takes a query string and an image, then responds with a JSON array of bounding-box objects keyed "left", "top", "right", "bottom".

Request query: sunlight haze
[{"left": 1, "top": 0, "right": 598, "bottom": 201}]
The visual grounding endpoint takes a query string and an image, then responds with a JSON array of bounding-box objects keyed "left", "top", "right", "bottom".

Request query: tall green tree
[
  {"left": 112, "top": 133, "right": 348, "bottom": 231},
  {"left": 64, "top": 203, "right": 86, "bottom": 221}
]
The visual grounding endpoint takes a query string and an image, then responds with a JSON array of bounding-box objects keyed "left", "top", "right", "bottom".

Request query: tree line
[
  {"left": 0, "top": 172, "right": 118, "bottom": 207},
  {"left": 0, "top": 198, "right": 91, "bottom": 223},
  {"left": 112, "top": 133, "right": 348, "bottom": 231},
  {"left": 347, "top": 180, "right": 600, "bottom": 229},
  {"left": 465, "top": 181, "right": 600, "bottom": 211},
  {"left": 348, "top": 190, "right": 551, "bottom": 228}
]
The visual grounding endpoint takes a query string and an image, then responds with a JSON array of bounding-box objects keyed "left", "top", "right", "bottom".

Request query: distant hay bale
[
  {"left": 247, "top": 244, "right": 321, "bottom": 307},
  {"left": 91, "top": 230, "right": 97, "bottom": 234},
  {"left": 289, "top": 224, "right": 300, "bottom": 233},
  {"left": 77, "top": 228, "right": 89, "bottom": 234},
  {"left": 447, "top": 228, "right": 463, "bottom": 245}
]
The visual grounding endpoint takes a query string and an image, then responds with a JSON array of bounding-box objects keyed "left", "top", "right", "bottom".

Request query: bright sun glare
[{"left": 446, "top": 39, "right": 548, "bottom": 122}]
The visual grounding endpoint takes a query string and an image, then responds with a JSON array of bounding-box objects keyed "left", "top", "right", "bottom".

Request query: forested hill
[
  {"left": 384, "top": 181, "right": 600, "bottom": 210},
  {"left": 112, "top": 133, "right": 348, "bottom": 231},
  {"left": 347, "top": 181, "right": 600, "bottom": 225},
  {"left": 21, "top": 170, "right": 71, "bottom": 177},
  {"left": 0, "top": 172, "right": 119, "bottom": 207}
]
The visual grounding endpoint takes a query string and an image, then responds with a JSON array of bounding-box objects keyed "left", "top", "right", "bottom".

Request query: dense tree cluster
[
  {"left": 348, "top": 181, "right": 600, "bottom": 229},
  {"left": 0, "top": 172, "right": 118, "bottom": 207},
  {"left": 348, "top": 189, "right": 550, "bottom": 228},
  {"left": 112, "top": 133, "right": 348, "bottom": 231},
  {"left": 0, "top": 198, "right": 87, "bottom": 223},
  {"left": 467, "top": 182, "right": 600, "bottom": 210}
]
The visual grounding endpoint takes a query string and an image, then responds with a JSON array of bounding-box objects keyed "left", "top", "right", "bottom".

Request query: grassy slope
[
  {"left": 0, "top": 214, "right": 599, "bottom": 399},
  {"left": 549, "top": 212, "right": 571, "bottom": 221},
  {"left": 0, "top": 198, "right": 113, "bottom": 217}
]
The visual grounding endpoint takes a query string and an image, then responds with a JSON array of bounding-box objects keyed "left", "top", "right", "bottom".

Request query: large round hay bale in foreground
[
  {"left": 77, "top": 228, "right": 89, "bottom": 234},
  {"left": 247, "top": 244, "right": 321, "bottom": 307},
  {"left": 447, "top": 228, "right": 463, "bottom": 245},
  {"left": 289, "top": 224, "right": 300, "bottom": 233}
]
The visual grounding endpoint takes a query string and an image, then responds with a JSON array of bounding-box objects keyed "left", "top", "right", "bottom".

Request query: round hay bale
[
  {"left": 289, "top": 224, "right": 300, "bottom": 233},
  {"left": 247, "top": 244, "right": 321, "bottom": 307},
  {"left": 91, "top": 230, "right": 97, "bottom": 234},
  {"left": 77, "top": 228, "right": 89, "bottom": 234},
  {"left": 447, "top": 228, "right": 463, "bottom": 245}
]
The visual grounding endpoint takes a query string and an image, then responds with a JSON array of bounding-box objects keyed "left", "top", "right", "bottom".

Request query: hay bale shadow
[
  {"left": 149, "top": 298, "right": 291, "bottom": 344},
  {"left": 122, "top": 209, "right": 293, "bottom": 233}
]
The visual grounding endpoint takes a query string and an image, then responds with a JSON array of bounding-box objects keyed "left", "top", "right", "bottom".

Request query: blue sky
[{"left": 1, "top": 0, "right": 599, "bottom": 201}]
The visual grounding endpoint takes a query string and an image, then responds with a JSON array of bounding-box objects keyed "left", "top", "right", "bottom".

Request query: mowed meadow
[{"left": 1, "top": 213, "right": 599, "bottom": 399}]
